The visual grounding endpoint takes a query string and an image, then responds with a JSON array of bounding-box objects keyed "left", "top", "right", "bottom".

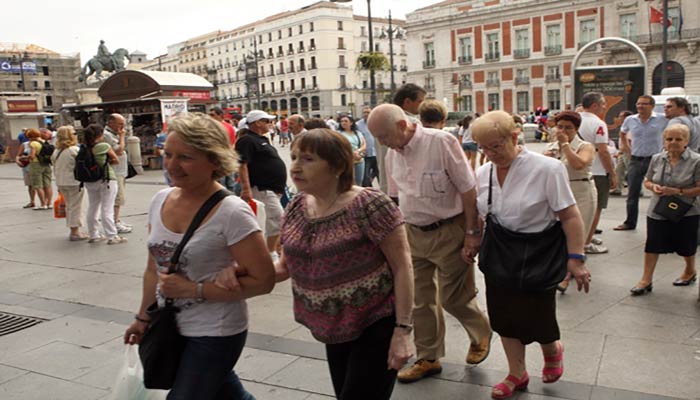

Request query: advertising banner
[
  {"left": 0, "top": 60, "right": 37, "bottom": 74},
  {"left": 574, "top": 66, "right": 645, "bottom": 140},
  {"left": 160, "top": 99, "right": 189, "bottom": 130},
  {"left": 173, "top": 90, "right": 211, "bottom": 100}
]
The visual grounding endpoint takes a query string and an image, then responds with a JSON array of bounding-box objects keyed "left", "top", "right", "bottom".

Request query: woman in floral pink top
[{"left": 220, "top": 128, "right": 414, "bottom": 399}]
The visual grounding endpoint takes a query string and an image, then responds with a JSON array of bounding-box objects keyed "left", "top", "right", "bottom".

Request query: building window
[
  {"left": 278, "top": 30, "right": 282, "bottom": 39},
  {"left": 44, "top": 80, "right": 51, "bottom": 89},
  {"left": 310, "top": 38, "right": 316, "bottom": 50},
  {"left": 268, "top": 32, "right": 272, "bottom": 41},
  {"left": 290, "top": 79, "right": 295, "bottom": 91},
  {"left": 299, "top": 24, "right": 303, "bottom": 34},
  {"left": 288, "top": 27, "right": 293, "bottom": 37},
  {"left": 280, "top": 81, "right": 285, "bottom": 92},
  {"left": 289, "top": 60, "right": 295, "bottom": 72},
  {"left": 310, "top": 22, "right": 314, "bottom": 32},
  {"left": 340, "top": 75, "right": 346, "bottom": 88},
  {"left": 311, "top": 56, "right": 317, "bottom": 69},
  {"left": 42, "top": 66, "right": 49, "bottom": 75},
  {"left": 619, "top": 14, "right": 636, "bottom": 38},
  {"left": 548, "top": 89, "right": 561, "bottom": 110},
  {"left": 301, "top": 77, "right": 306, "bottom": 89},
  {"left": 374, "top": 42, "right": 380, "bottom": 52},
  {"left": 361, "top": 41, "right": 367, "bottom": 52},
  {"left": 486, "top": 32, "right": 500, "bottom": 60},
  {"left": 425, "top": 75, "right": 434, "bottom": 90},
  {"left": 339, "top": 55, "right": 346, "bottom": 68},
  {"left": 261, "top": 83, "right": 266, "bottom": 93},
  {"left": 424, "top": 42, "right": 435, "bottom": 67},
  {"left": 459, "top": 37, "right": 472, "bottom": 63},
  {"left": 299, "top": 59, "right": 305, "bottom": 70},
  {"left": 338, "top": 21, "right": 343, "bottom": 31},
  {"left": 514, "top": 28, "right": 529, "bottom": 58},
  {"left": 463, "top": 95, "right": 473, "bottom": 112},
  {"left": 547, "top": 65, "right": 560, "bottom": 78},
  {"left": 361, "top": 26, "right": 367, "bottom": 37},
  {"left": 46, "top": 96, "right": 52, "bottom": 106},
  {"left": 668, "top": 7, "right": 681, "bottom": 39},
  {"left": 259, "top": 35, "right": 263, "bottom": 44},
  {"left": 271, "top": 82, "right": 275, "bottom": 92},
  {"left": 579, "top": 19, "right": 597, "bottom": 47},
  {"left": 517, "top": 92, "right": 529, "bottom": 112},
  {"left": 299, "top": 41, "right": 305, "bottom": 51},
  {"left": 312, "top": 76, "right": 317, "bottom": 88},
  {"left": 488, "top": 93, "right": 500, "bottom": 111},
  {"left": 338, "top": 37, "right": 345, "bottom": 49},
  {"left": 341, "top": 94, "right": 347, "bottom": 106}
]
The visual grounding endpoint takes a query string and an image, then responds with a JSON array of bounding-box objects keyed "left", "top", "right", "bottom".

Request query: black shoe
[
  {"left": 630, "top": 283, "right": 653, "bottom": 296},
  {"left": 672, "top": 274, "right": 697, "bottom": 286},
  {"left": 595, "top": 229, "right": 602, "bottom": 234}
]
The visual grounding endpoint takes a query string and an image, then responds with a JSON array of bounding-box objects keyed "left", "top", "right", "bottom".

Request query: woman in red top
[{"left": 218, "top": 128, "right": 414, "bottom": 400}]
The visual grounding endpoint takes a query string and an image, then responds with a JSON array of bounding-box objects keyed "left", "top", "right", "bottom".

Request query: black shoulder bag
[
  {"left": 139, "top": 189, "right": 230, "bottom": 390},
  {"left": 652, "top": 160, "right": 693, "bottom": 223},
  {"left": 478, "top": 165, "right": 567, "bottom": 291}
]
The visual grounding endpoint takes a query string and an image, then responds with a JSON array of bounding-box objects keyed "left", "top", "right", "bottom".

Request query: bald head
[
  {"left": 107, "top": 113, "right": 125, "bottom": 132},
  {"left": 367, "top": 104, "right": 413, "bottom": 149},
  {"left": 288, "top": 114, "right": 305, "bottom": 134}
]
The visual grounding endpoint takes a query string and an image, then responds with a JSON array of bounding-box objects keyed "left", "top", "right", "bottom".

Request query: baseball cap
[{"left": 246, "top": 110, "right": 275, "bottom": 124}]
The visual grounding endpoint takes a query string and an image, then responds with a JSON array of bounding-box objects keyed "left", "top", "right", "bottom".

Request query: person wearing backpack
[
  {"left": 53, "top": 126, "right": 87, "bottom": 241},
  {"left": 82, "top": 124, "right": 127, "bottom": 245},
  {"left": 26, "top": 129, "right": 52, "bottom": 210}
]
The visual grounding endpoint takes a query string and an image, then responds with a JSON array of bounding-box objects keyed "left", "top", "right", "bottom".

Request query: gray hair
[{"left": 581, "top": 92, "right": 605, "bottom": 109}]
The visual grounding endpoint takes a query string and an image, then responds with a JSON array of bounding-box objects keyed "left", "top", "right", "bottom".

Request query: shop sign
[
  {"left": 7, "top": 100, "right": 38, "bottom": 112},
  {"left": 160, "top": 99, "right": 189, "bottom": 130},
  {"left": 173, "top": 90, "right": 211, "bottom": 100}
]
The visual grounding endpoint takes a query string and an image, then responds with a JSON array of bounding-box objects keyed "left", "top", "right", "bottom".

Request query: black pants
[
  {"left": 325, "top": 316, "right": 397, "bottom": 400},
  {"left": 362, "top": 156, "right": 379, "bottom": 187}
]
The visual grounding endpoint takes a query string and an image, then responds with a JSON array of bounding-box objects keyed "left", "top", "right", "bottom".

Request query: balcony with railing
[
  {"left": 423, "top": 60, "right": 435, "bottom": 69},
  {"left": 425, "top": 83, "right": 435, "bottom": 91},
  {"left": 515, "top": 76, "right": 530, "bottom": 85},
  {"left": 287, "top": 49, "right": 295, "bottom": 55},
  {"left": 299, "top": 65, "right": 306, "bottom": 71},
  {"left": 544, "top": 45, "right": 562, "bottom": 56},
  {"left": 458, "top": 55, "right": 473, "bottom": 65},
  {"left": 310, "top": 64, "right": 317, "bottom": 70},
  {"left": 513, "top": 48, "right": 530, "bottom": 59},
  {"left": 400, "top": 66, "right": 408, "bottom": 72},
  {"left": 486, "top": 78, "right": 500, "bottom": 87},
  {"left": 277, "top": 51, "right": 284, "bottom": 57},
  {"left": 545, "top": 74, "right": 561, "bottom": 83},
  {"left": 485, "top": 51, "right": 500, "bottom": 62}
]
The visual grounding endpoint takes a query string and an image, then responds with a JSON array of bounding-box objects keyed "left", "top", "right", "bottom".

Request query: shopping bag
[
  {"left": 54, "top": 193, "right": 66, "bottom": 219},
  {"left": 110, "top": 345, "right": 168, "bottom": 400}
]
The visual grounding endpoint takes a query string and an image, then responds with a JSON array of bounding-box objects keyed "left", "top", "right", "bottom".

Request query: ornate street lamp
[{"left": 331, "top": 0, "right": 377, "bottom": 107}]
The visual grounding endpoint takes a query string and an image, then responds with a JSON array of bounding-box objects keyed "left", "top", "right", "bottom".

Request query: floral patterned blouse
[{"left": 280, "top": 188, "right": 404, "bottom": 344}]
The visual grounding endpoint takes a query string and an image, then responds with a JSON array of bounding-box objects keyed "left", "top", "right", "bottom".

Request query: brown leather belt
[{"left": 411, "top": 214, "right": 461, "bottom": 232}]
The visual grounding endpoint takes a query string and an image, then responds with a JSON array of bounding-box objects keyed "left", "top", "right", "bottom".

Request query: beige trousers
[
  {"left": 58, "top": 185, "right": 84, "bottom": 228},
  {"left": 406, "top": 219, "right": 492, "bottom": 361}
]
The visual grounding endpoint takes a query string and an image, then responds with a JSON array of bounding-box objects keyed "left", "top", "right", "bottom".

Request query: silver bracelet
[{"left": 195, "top": 283, "right": 205, "bottom": 303}]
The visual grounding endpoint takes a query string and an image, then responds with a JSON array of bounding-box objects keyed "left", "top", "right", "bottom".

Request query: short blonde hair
[
  {"left": 55, "top": 126, "right": 77, "bottom": 149},
  {"left": 167, "top": 113, "right": 238, "bottom": 180},
  {"left": 471, "top": 110, "right": 517, "bottom": 142},
  {"left": 664, "top": 124, "right": 690, "bottom": 141}
]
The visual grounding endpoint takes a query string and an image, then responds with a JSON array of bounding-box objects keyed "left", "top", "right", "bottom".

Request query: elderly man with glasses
[
  {"left": 235, "top": 110, "right": 287, "bottom": 260},
  {"left": 614, "top": 95, "right": 669, "bottom": 231}
]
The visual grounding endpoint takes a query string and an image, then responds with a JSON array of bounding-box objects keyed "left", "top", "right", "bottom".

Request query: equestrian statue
[{"left": 79, "top": 40, "right": 130, "bottom": 82}]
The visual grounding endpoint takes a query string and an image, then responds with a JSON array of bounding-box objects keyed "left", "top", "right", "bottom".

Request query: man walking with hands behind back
[{"left": 368, "top": 104, "right": 492, "bottom": 383}]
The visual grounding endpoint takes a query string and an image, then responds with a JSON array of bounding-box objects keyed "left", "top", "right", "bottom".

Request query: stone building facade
[
  {"left": 0, "top": 43, "right": 80, "bottom": 112},
  {"left": 405, "top": 0, "right": 699, "bottom": 114}
]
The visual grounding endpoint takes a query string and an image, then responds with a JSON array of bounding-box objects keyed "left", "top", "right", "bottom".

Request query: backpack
[
  {"left": 37, "top": 140, "right": 55, "bottom": 165},
  {"left": 74, "top": 144, "right": 109, "bottom": 186}
]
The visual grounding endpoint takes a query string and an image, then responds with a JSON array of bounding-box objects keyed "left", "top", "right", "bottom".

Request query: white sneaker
[
  {"left": 584, "top": 243, "right": 608, "bottom": 254},
  {"left": 107, "top": 236, "right": 128, "bottom": 245},
  {"left": 116, "top": 222, "right": 133, "bottom": 234},
  {"left": 591, "top": 237, "right": 603, "bottom": 246},
  {"left": 88, "top": 235, "right": 105, "bottom": 243}
]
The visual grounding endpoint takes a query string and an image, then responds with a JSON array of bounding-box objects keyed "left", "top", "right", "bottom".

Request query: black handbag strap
[
  {"left": 487, "top": 164, "right": 494, "bottom": 216},
  {"left": 168, "top": 189, "right": 230, "bottom": 272}
]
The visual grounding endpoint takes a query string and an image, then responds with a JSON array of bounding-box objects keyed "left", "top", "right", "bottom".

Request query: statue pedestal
[{"left": 75, "top": 88, "right": 101, "bottom": 105}]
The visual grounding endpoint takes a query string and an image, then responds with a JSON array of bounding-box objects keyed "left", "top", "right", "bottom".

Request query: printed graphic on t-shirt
[{"left": 149, "top": 240, "right": 196, "bottom": 310}]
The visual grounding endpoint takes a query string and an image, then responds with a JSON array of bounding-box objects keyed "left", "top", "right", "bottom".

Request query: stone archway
[{"left": 652, "top": 61, "right": 685, "bottom": 95}]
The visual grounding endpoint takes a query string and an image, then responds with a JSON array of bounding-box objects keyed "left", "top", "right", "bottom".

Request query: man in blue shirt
[
  {"left": 17, "top": 128, "right": 28, "bottom": 144},
  {"left": 356, "top": 106, "right": 378, "bottom": 187},
  {"left": 614, "top": 95, "right": 668, "bottom": 230}
]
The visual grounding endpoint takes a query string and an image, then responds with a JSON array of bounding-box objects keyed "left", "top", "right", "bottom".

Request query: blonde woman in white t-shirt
[
  {"left": 52, "top": 126, "right": 87, "bottom": 241},
  {"left": 123, "top": 113, "right": 275, "bottom": 399}
]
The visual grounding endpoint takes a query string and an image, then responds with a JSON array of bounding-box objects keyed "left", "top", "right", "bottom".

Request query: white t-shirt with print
[
  {"left": 148, "top": 188, "right": 261, "bottom": 337},
  {"left": 578, "top": 111, "right": 609, "bottom": 176}
]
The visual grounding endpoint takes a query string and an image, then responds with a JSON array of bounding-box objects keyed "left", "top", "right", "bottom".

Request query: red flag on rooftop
[{"left": 650, "top": 6, "right": 672, "bottom": 27}]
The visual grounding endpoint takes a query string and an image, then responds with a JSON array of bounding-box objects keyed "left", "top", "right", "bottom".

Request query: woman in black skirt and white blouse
[{"left": 471, "top": 111, "right": 592, "bottom": 399}]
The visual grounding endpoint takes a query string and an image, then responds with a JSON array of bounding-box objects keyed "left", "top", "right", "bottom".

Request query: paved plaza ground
[{"left": 0, "top": 141, "right": 698, "bottom": 400}]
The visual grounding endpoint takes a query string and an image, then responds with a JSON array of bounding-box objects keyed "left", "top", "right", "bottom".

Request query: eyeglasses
[
  {"left": 663, "top": 105, "right": 675, "bottom": 109},
  {"left": 479, "top": 137, "right": 508, "bottom": 153}
]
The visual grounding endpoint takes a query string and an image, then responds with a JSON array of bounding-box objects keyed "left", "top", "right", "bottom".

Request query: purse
[
  {"left": 652, "top": 161, "right": 693, "bottom": 223},
  {"left": 139, "top": 189, "right": 230, "bottom": 390},
  {"left": 478, "top": 165, "right": 567, "bottom": 291}
]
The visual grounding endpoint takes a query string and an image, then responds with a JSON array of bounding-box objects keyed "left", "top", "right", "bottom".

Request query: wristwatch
[
  {"left": 567, "top": 253, "right": 587, "bottom": 263},
  {"left": 395, "top": 323, "right": 413, "bottom": 333},
  {"left": 195, "top": 283, "right": 206, "bottom": 303}
]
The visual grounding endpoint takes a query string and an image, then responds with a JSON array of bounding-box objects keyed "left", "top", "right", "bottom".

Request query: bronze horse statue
[{"left": 79, "top": 48, "right": 130, "bottom": 82}]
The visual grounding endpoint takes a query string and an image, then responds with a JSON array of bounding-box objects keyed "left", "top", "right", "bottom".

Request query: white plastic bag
[{"left": 110, "top": 345, "right": 168, "bottom": 400}]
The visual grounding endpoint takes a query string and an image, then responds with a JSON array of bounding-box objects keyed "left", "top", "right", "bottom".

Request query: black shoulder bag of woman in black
[
  {"left": 139, "top": 189, "right": 230, "bottom": 389},
  {"left": 478, "top": 165, "right": 567, "bottom": 291},
  {"left": 652, "top": 160, "right": 693, "bottom": 223}
]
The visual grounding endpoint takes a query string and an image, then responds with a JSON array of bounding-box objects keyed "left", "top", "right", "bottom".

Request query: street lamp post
[{"left": 387, "top": 10, "right": 397, "bottom": 97}]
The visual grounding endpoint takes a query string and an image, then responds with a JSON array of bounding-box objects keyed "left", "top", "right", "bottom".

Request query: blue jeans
[
  {"left": 353, "top": 161, "right": 365, "bottom": 186},
  {"left": 624, "top": 156, "right": 652, "bottom": 229},
  {"left": 167, "top": 331, "right": 255, "bottom": 400}
]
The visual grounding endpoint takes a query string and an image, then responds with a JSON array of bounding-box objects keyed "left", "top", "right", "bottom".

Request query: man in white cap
[{"left": 235, "top": 110, "right": 287, "bottom": 260}]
